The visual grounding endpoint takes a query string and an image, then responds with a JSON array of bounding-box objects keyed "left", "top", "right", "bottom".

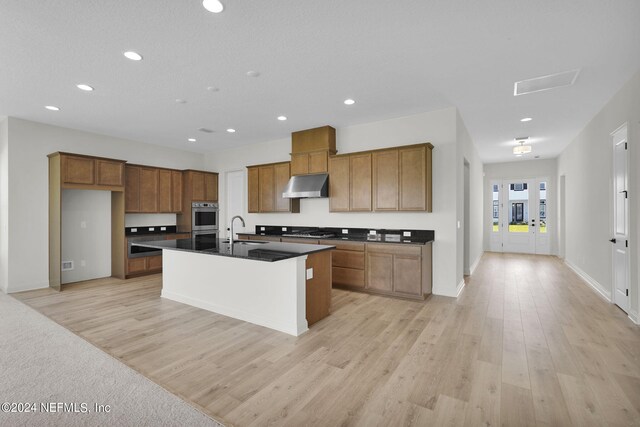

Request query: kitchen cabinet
[
  {"left": 139, "top": 167, "right": 159, "bottom": 213},
  {"left": 125, "top": 166, "right": 141, "bottom": 212},
  {"left": 290, "top": 126, "right": 336, "bottom": 176},
  {"left": 158, "top": 169, "right": 172, "bottom": 212},
  {"left": 126, "top": 165, "right": 184, "bottom": 213},
  {"left": 171, "top": 170, "right": 183, "bottom": 213},
  {"left": 365, "top": 243, "right": 427, "bottom": 298},
  {"left": 247, "top": 162, "right": 300, "bottom": 213},
  {"left": 58, "top": 153, "right": 125, "bottom": 189},
  {"left": 205, "top": 173, "right": 218, "bottom": 202},
  {"left": 349, "top": 153, "right": 372, "bottom": 211},
  {"left": 126, "top": 255, "right": 162, "bottom": 276},
  {"left": 291, "top": 151, "right": 329, "bottom": 176},
  {"left": 321, "top": 239, "right": 365, "bottom": 289},
  {"left": 399, "top": 145, "right": 431, "bottom": 211},
  {"left": 96, "top": 159, "right": 125, "bottom": 187},
  {"left": 373, "top": 150, "right": 399, "bottom": 211},
  {"left": 62, "top": 155, "right": 95, "bottom": 185},
  {"left": 248, "top": 235, "right": 281, "bottom": 242},
  {"left": 183, "top": 170, "right": 218, "bottom": 203},
  {"left": 328, "top": 155, "right": 350, "bottom": 212}
]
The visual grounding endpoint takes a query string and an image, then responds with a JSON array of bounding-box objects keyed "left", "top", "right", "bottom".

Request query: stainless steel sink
[{"left": 222, "top": 240, "right": 268, "bottom": 245}]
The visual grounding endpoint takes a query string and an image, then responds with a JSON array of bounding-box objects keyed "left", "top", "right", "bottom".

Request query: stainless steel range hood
[{"left": 282, "top": 173, "right": 329, "bottom": 198}]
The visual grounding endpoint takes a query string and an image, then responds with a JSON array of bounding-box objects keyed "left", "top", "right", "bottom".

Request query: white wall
[
  {"left": 0, "top": 117, "right": 8, "bottom": 293},
  {"left": 61, "top": 190, "right": 111, "bottom": 284},
  {"left": 3, "top": 117, "right": 205, "bottom": 293},
  {"left": 557, "top": 69, "right": 640, "bottom": 321},
  {"left": 206, "top": 108, "right": 484, "bottom": 297},
  {"left": 125, "top": 214, "right": 177, "bottom": 227},
  {"left": 456, "top": 110, "right": 484, "bottom": 287},
  {"left": 483, "top": 159, "right": 558, "bottom": 254}
]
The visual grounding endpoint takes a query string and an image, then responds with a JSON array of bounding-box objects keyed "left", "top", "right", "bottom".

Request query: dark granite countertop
[{"left": 132, "top": 237, "right": 335, "bottom": 262}]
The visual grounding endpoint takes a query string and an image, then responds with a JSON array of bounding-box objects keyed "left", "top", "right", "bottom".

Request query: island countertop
[{"left": 132, "top": 237, "right": 335, "bottom": 262}]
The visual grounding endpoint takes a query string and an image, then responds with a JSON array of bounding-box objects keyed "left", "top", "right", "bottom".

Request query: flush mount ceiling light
[
  {"left": 175, "top": 99, "right": 187, "bottom": 104},
  {"left": 514, "top": 69, "right": 580, "bottom": 96},
  {"left": 246, "top": 71, "right": 260, "bottom": 78},
  {"left": 123, "top": 51, "right": 143, "bottom": 61},
  {"left": 520, "top": 117, "right": 532, "bottom": 122},
  {"left": 206, "top": 86, "right": 219, "bottom": 92},
  {"left": 513, "top": 139, "right": 532, "bottom": 155},
  {"left": 344, "top": 99, "right": 355, "bottom": 105},
  {"left": 76, "top": 84, "right": 94, "bottom": 91},
  {"left": 277, "top": 116, "right": 287, "bottom": 121},
  {"left": 203, "top": 0, "right": 224, "bottom": 13},
  {"left": 45, "top": 105, "right": 60, "bottom": 111},
  {"left": 188, "top": 138, "right": 196, "bottom": 142},
  {"left": 226, "top": 128, "right": 236, "bottom": 133}
]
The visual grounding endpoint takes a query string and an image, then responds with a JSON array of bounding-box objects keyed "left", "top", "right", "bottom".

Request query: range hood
[{"left": 282, "top": 173, "right": 329, "bottom": 198}]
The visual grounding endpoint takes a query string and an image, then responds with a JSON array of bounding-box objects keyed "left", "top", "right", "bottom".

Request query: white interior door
[
  {"left": 502, "top": 179, "right": 536, "bottom": 253},
  {"left": 611, "top": 125, "right": 629, "bottom": 313}
]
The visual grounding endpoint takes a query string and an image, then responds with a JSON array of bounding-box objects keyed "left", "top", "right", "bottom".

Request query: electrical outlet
[
  {"left": 261, "top": 227, "right": 266, "bottom": 231},
  {"left": 149, "top": 227, "right": 155, "bottom": 231},
  {"left": 306, "top": 268, "right": 314, "bottom": 280},
  {"left": 369, "top": 230, "right": 377, "bottom": 235},
  {"left": 282, "top": 227, "right": 287, "bottom": 231},
  {"left": 80, "top": 221, "right": 87, "bottom": 229},
  {"left": 403, "top": 231, "right": 411, "bottom": 237},
  {"left": 160, "top": 226, "right": 166, "bottom": 231},
  {"left": 131, "top": 228, "right": 137, "bottom": 233},
  {"left": 342, "top": 229, "right": 348, "bottom": 234}
]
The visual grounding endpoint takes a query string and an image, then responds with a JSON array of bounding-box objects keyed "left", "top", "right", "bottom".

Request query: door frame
[{"left": 610, "top": 122, "right": 630, "bottom": 312}]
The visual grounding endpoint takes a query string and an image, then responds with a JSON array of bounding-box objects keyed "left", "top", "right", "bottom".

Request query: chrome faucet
[{"left": 229, "top": 215, "right": 245, "bottom": 245}]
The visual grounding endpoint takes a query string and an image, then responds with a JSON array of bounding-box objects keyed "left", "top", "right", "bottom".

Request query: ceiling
[{"left": 1, "top": 0, "right": 639, "bottom": 162}]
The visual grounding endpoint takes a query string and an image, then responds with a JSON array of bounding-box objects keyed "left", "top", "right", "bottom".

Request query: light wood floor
[{"left": 13, "top": 253, "right": 640, "bottom": 426}]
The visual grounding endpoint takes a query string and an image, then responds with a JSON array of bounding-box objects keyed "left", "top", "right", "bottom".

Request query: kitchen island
[{"left": 133, "top": 237, "right": 334, "bottom": 336}]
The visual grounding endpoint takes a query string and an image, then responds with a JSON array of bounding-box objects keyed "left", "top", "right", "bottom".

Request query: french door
[{"left": 489, "top": 178, "right": 550, "bottom": 254}]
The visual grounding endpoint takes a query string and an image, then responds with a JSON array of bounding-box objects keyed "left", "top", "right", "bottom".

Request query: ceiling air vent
[
  {"left": 198, "top": 128, "right": 214, "bottom": 133},
  {"left": 514, "top": 69, "right": 580, "bottom": 96}
]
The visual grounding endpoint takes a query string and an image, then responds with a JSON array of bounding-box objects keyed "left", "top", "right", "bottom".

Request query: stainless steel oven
[{"left": 192, "top": 202, "right": 219, "bottom": 232}]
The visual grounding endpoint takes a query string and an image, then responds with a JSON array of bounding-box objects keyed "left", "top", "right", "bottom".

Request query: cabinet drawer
[
  {"left": 281, "top": 238, "right": 319, "bottom": 244},
  {"left": 320, "top": 240, "right": 365, "bottom": 252},
  {"left": 147, "top": 256, "right": 163, "bottom": 270},
  {"left": 332, "top": 250, "right": 364, "bottom": 269},
  {"left": 366, "top": 243, "right": 422, "bottom": 257},
  {"left": 127, "top": 258, "right": 147, "bottom": 274},
  {"left": 333, "top": 267, "right": 365, "bottom": 288}
]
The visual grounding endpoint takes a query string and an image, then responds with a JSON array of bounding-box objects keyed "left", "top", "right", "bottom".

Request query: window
[
  {"left": 540, "top": 182, "right": 546, "bottom": 190},
  {"left": 493, "top": 201, "right": 499, "bottom": 219},
  {"left": 539, "top": 201, "right": 546, "bottom": 219}
]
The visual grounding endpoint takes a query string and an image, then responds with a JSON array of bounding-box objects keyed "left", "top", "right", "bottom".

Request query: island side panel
[
  {"left": 161, "top": 249, "right": 309, "bottom": 336},
  {"left": 305, "top": 250, "right": 332, "bottom": 326}
]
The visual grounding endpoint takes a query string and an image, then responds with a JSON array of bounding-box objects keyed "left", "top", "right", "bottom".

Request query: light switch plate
[
  {"left": 282, "top": 227, "right": 287, "bottom": 231},
  {"left": 403, "top": 231, "right": 411, "bottom": 237},
  {"left": 161, "top": 226, "right": 167, "bottom": 231},
  {"left": 131, "top": 228, "right": 137, "bottom": 233},
  {"left": 342, "top": 229, "right": 348, "bottom": 234},
  {"left": 306, "top": 268, "right": 314, "bottom": 280},
  {"left": 149, "top": 227, "right": 155, "bottom": 231},
  {"left": 261, "top": 227, "right": 266, "bottom": 231},
  {"left": 369, "top": 230, "right": 377, "bottom": 235},
  {"left": 457, "top": 221, "right": 461, "bottom": 229}
]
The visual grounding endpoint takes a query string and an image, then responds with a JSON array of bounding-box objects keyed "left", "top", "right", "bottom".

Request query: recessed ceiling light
[
  {"left": 246, "top": 71, "right": 260, "bottom": 78},
  {"left": 226, "top": 128, "right": 236, "bottom": 133},
  {"left": 277, "top": 116, "right": 287, "bottom": 121},
  {"left": 520, "top": 117, "right": 532, "bottom": 122},
  {"left": 123, "top": 51, "right": 143, "bottom": 61},
  {"left": 203, "top": 0, "right": 224, "bottom": 13},
  {"left": 45, "top": 105, "right": 60, "bottom": 111},
  {"left": 188, "top": 138, "right": 196, "bottom": 142},
  {"left": 76, "top": 84, "right": 94, "bottom": 91},
  {"left": 344, "top": 99, "right": 355, "bottom": 105}
]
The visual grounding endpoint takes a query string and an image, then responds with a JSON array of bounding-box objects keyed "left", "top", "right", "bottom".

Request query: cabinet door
[
  {"left": 258, "top": 166, "right": 275, "bottom": 212},
  {"left": 328, "top": 156, "right": 350, "bottom": 212},
  {"left": 63, "top": 155, "right": 95, "bottom": 185},
  {"left": 139, "top": 168, "right": 159, "bottom": 213},
  {"left": 171, "top": 171, "right": 183, "bottom": 213},
  {"left": 274, "top": 163, "right": 291, "bottom": 212},
  {"left": 366, "top": 252, "right": 393, "bottom": 292},
  {"left": 191, "top": 172, "right": 205, "bottom": 201},
  {"left": 393, "top": 255, "right": 422, "bottom": 296},
  {"left": 349, "top": 153, "right": 372, "bottom": 211},
  {"left": 96, "top": 160, "right": 124, "bottom": 187},
  {"left": 291, "top": 153, "right": 309, "bottom": 176},
  {"left": 205, "top": 173, "right": 218, "bottom": 202},
  {"left": 125, "top": 166, "right": 140, "bottom": 212},
  {"left": 247, "top": 167, "right": 259, "bottom": 213},
  {"left": 333, "top": 267, "right": 365, "bottom": 288},
  {"left": 147, "top": 255, "right": 163, "bottom": 271},
  {"left": 158, "top": 169, "right": 172, "bottom": 213},
  {"left": 127, "top": 258, "right": 146, "bottom": 274},
  {"left": 373, "top": 150, "right": 399, "bottom": 211},
  {"left": 399, "top": 146, "right": 426, "bottom": 211},
  {"left": 308, "top": 151, "right": 328, "bottom": 174},
  {"left": 332, "top": 250, "right": 365, "bottom": 269}
]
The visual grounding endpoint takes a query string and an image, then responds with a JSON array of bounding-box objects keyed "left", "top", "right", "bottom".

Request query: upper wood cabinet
[
  {"left": 56, "top": 152, "right": 125, "bottom": 190},
  {"left": 247, "top": 162, "right": 300, "bottom": 213},
  {"left": 290, "top": 126, "right": 336, "bottom": 176},
  {"left": 126, "top": 165, "right": 184, "bottom": 213},
  {"left": 328, "top": 143, "right": 433, "bottom": 213},
  {"left": 291, "top": 151, "right": 330, "bottom": 176},
  {"left": 205, "top": 173, "right": 218, "bottom": 202},
  {"left": 184, "top": 170, "right": 218, "bottom": 203}
]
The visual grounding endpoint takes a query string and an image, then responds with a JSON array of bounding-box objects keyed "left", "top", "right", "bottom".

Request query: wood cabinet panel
[
  {"left": 328, "top": 156, "right": 350, "bottom": 212},
  {"left": 281, "top": 238, "right": 319, "bottom": 244},
  {"left": 332, "top": 250, "right": 365, "bottom": 269},
  {"left": 305, "top": 250, "right": 332, "bottom": 326},
  {"left": 308, "top": 151, "right": 328, "bottom": 174},
  {"left": 373, "top": 150, "right": 399, "bottom": 211},
  {"left": 171, "top": 171, "right": 183, "bottom": 213},
  {"left": 393, "top": 255, "right": 422, "bottom": 296},
  {"left": 399, "top": 146, "right": 427, "bottom": 211},
  {"left": 205, "top": 173, "right": 218, "bottom": 202},
  {"left": 367, "top": 243, "right": 421, "bottom": 257},
  {"left": 191, "top": 172, "right": 205, "bottom": 201},
  {"left": 320, "top": 239, "right": 365, "bottom": 252},
  {"left": 248, "top": 167, "right": 259, "bottom": 213},
  {"left": 139, "top": 168, "right": 159, "bottom": 213},
  {"left": 96, "top": 160, "right": 124, "bottom": 187},
  {"left": 258, "top": 166, "right": 275, "bottom": 212},
  {"left": 127, "top": 258, "right": 147, "bottom": 274},
  {"left": 366, "top": 252, "right": 393, "bottom": 292},
  {"left": 350, "top": 153, "right": 372, "bottom": 211},
  {"left": 250, "top": 235, "right": 281, "bottom": 242},
  {"left": 158, "top": 169, "right": 172, "bottom": 213},
  {"left": 291, "top": 153, "right": 309, "bottom": 176},
  {"left": 274, "top": 162, "right": 292, "bottom": 212},
  {"left": 125, "top": 166, "right": 141, "bottom": 212},
  {"left": 333, "top": 267, "right": 365, "bottom": 288},
  {"left": 291, "top": 126, "right": 336, "bottom": 153},
  {"left": 63, "top": 156, "right": 95, "bottom": 185},
  {"left": 147, "top": 255, "right": 163, "bottom": 270}
]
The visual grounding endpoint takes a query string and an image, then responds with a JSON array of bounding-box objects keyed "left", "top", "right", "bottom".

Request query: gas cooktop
[{"left": 282, "top": 230, "right": 335, "bottom": 238}]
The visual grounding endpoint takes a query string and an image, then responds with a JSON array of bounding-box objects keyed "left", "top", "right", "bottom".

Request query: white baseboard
[
  {"left": 468, "top": 252, "right": 483, "bottom": 276},
  {"left": 7, "top": 281, "right": 50, "bottom": 294},
  {"left": 456, "top": 279, "right": 466, "bottom": 297},
  {"left": 629, "top": 310, "right": 640, "bottom": 325},
  {"left": 564, "top": 259, "right": 611, "bottom": 302}
]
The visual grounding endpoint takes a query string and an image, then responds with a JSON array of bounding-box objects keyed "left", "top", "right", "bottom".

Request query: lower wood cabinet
[
  {"left": 127, "top": 255, "right": 162, "bottom": 276},
  {"left": 365, "top": 243, "right": 429, "bottom": 298},
  {"left": 321, "top": 240, "right": 366, "bottom": 289}
]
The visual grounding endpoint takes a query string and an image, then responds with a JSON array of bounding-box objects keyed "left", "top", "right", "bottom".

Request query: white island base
[{"left": 161, "top": 249, "right": 309, "bottom": 336}]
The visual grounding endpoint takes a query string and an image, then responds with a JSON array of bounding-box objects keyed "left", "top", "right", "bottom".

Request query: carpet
[{"left": 0, "top": 291, "right": 224, "bottom": 427}]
